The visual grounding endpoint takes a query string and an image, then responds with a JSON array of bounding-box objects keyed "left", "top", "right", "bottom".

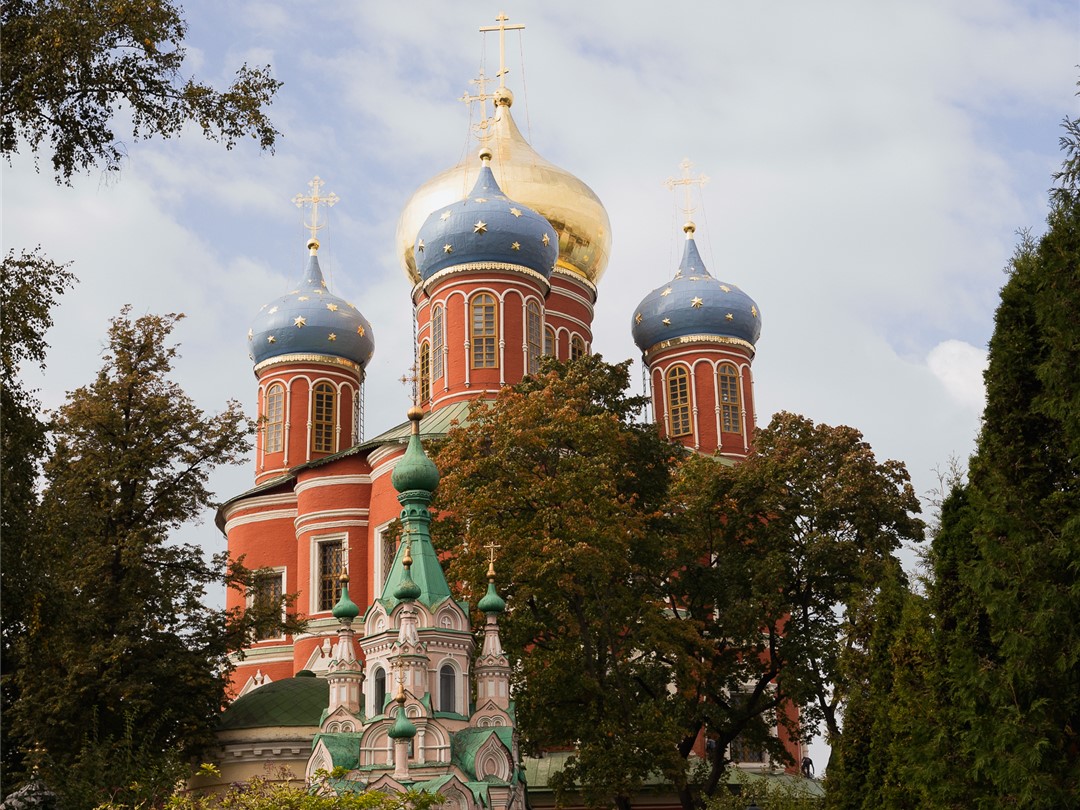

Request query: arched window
[
  {"left": 419, "top": 342, "right": 431, "bottom": 402},
  {"left": 432, "top": 305, "right": 445, "bottom": 381},
  {"left": 312, "top": 382, "right": 336, "bottom": 453},
  {"left": 471, "top": 293, "right": 498, "bottom": 369},
  {"left": 718, "top": 363, "right": 742, "bottom": 434},
  {"left": 264, "top": 383, "right": 284, "bottom": 453},
  {"left": 526, "top": 301, "right": 542, "bottom": 374},
  {"left": 543, "top": 326, "right": 556, "bottom": 357},
  {"left": 666, "top": 366, "right": 692, "bottom": 437},
  {"left": 570, "top": 335, "right": 586, "bottom": 361},
  {"left": 373, "top": 666, "right": 387, "bottom": 714},
  {"left": 439, "top": 664, "right": 456, "bottom": 713}
]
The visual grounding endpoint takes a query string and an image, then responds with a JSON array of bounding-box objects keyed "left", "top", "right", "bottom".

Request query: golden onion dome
[{"left": 396, "top": 93, "right": 611, "bottom": 286}]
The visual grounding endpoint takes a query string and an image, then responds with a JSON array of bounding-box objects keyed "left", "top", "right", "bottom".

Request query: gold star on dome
[
  {"left": 542, "top": 233, "right": 550, "bottom": 246},
  {"left": 298, "top": 296, "right": 309, "bottom": 301},
  {"left": 247, "top": 329, "right": 253, "bottom": 340},
  {"left": 267, "top": 335, "right": 276, "bottom": 344},
  {"left": 268, "top": 306, "right": 278, "bottom": 314},
  {"left": 474, "top": 197, "right": 488, "bottom": 203},
  {"left": 725, "top": 313, "right": 734, "bottom": 321},
  {"left": 662, "top": 318, "right": 672, "bottom": 326},
  {"left": 474, "top": 220, "right": 488, "bottom": 234},
  {"left": 691, "top": 297, "right": 704, "bottom": 308},
  {"left": 751, "top": 306, "right": 758, "bottom": 317},
  {"left": 417, "top": 239, "right": 425, "bottom": 253},
  {"left": 720, "top": 285, "right": 731, "bottom": 293},
  {"left": 289, "top": 290, "right": 299, "bottom": 295},
  {"left": 294, "top": 316, "right": 307, "bottom": 328},
  {"left": 511, "top": 241, "right": 521, "bottom": 250},
  {"left": 328, "top": 333, "right": 337, "bottom": 342},
  {"left": 320, "top": 280, "right": 327, "bottom": 288},
  {"left": 443, "top": 244, "right": 453, "bottom": 254},
  {"left": 635, "top": 313, "right": 643, "bottom": 324},
  {"left": 660, "top": 287, "right": 672, "bottom": 297},
  {"left": 348, "top": 302, "right": 357, "bottom": 309},
  {"left": 326, "top": 303, "right": 339, "bottom": 312},
  {"left": 357, "top": 325, "right": 366, "bottom": 337},
  {"left": 440, "top": 210, "right": 452, "bottom": 221},
  {"left": 509, "top": 207, "right": 522, "bottom": 217}
]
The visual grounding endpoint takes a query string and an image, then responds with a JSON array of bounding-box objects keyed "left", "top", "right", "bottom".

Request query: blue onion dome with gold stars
[
  {"left": 248, "top": 239, "right": 375, "bottom": 369},
  {"left": 631, "top": 223, "right": 761, "bottom": 356},
  {"left": 412, "top": 148, "right": 558, "bottom": 285}
]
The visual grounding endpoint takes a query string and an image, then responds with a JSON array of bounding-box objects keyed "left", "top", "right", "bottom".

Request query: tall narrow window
[
  {"left": 543, "top": 326, "right": 556, "bottom": 357},
  {"left": 318, "top": 540, "right": 343, "bottom": 611},
  {"left": 312, "top": 382, "right": 336, "bottom": 453},
  {"left": 373, "top": 666, "right": 387, "bottom": 714},
  {"left": 419, "top": 342, "right": 431, "bottom": 402},
  {"left": 432, "top": 305, "right": 445, "bottom": 381},
  {"left": 252, "top": 571, "right": 284, "bottom": 641},
  {"left": 667, "top": 366, "right": 692, "bottom": 437},
  {"left": 439, "top": 664, "right": 456, "bottom": 713},
  {"left": 570, "top": 335, "right": 586, "bottom": 361},
  {"left": 718, "top": 363, "right": 742, "bottom": 434},
  {"left": 380, "top": 530, "right": 397, "bottom": 589},
  {"left": 265, "top": 383, "right": 284, "bottom": 453},
  {"left": 526, "top": 301, "right": 542, "bottom": 374},
  {"left": 471, "top": 293, "right": 498, "bottom": 369}
]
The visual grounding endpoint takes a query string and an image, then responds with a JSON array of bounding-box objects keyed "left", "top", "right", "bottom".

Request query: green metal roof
[
  {"left": 312, "top": 732, "right": 362, "bottom": 770},
  {"left": 219, "top": 675, "right": 328, "bottom": 730},
  {"left": 450, "top": 727, "right": 515, "bottom": 782}
]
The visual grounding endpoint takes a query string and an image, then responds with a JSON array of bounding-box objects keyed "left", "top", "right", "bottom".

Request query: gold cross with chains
[
  {"left": 460, "top": 68, "right": 495, "bottom": 134},
  {"left": 292, "top": 176, "right": 339, "bottom": 242},
  {"left": 398, "top": 363, "right": 419, "bottom": 405},
  {"left": 664, "top": 158, "right": 709, "bottom": 220},
  {"left": 479, "top": 12, "right": 525, "bottom": 90},
  {"left": 484, "top": 540, "right": 501, "bottom": 578}
]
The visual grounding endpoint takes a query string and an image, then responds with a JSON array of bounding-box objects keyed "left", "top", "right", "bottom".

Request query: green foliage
[
  {"left": 0, "top": 247, "right": 75, "bottom": 788},
  {"left": 1, "top": 0, "right": 281, "bottom": 183},
  {"left": 1, "top": 308, "right": 297, "bottom": 809},
  {"left": 433, "top": 357, "right": 920, "bottom": 809},
  {"left": 703, "top": 772, "right": 820, "bottom": 810},
  {"left": 92, "top": 771, "right": 443, "bottom": 810}
]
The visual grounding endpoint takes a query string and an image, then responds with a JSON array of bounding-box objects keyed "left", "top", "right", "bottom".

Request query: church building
[{"left": 204, "top": 12, "right": 786, "bottom": 803}]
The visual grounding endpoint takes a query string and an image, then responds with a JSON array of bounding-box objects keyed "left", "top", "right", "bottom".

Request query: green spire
[
  {"left": 477, "top": 557, "right": 506, "bottom": 614},
  {"left": 379, "top": 408, "right": 453, "bottom": 609},
  {"left": 331, "top": 574, "right": 360, "bottom": 620}
]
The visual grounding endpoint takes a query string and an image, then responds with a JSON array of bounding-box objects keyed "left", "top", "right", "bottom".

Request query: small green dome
[
  {"left": 387, "top": 706, "right": 417, "bottom": 739},
  {"left": 478, "top": 580, "right": 506, "bottom": 614},
  {"left": 332, "top": 579, "right": 360, "bottom": 620},
  {"left": 393, "top": 571, "right": 422, "bottom": 602},
  {"left": 391, "top": 410, "right": 440, "bottom": 494}
]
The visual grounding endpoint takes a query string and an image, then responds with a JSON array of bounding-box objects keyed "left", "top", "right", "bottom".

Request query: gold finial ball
[
  {"left": 407, "top": 405, "right": 424, "bottom": 422},
  {"left": 338, "top": 573, "right": 349, "bottom": 583},
  {"left": 479, "top": 147, "right": 493, "bottom": 163},
  {"left": 683, "top": 222, "right": 696, "bottom": 235},
  {"left": 494, "top": 86, "right": 514, "bottom": 107},
  {"left": 307, "top": 237, "right": 320, "bottom": 252}
]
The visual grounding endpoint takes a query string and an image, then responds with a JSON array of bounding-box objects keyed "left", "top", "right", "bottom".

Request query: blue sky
[{"left": 3, "top": 0, "right": 1076, "bottom": 769}]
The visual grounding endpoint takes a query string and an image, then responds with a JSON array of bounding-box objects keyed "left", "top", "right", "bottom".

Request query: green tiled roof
[
  {"left": 219, "top": 675, "right": 328, "bottom": 730},
  {"left": 313, "top": 733, "right": 362, "bottom": 770},
  {"left": 450, "top": 727, "right": 515, "bottom": 782}
]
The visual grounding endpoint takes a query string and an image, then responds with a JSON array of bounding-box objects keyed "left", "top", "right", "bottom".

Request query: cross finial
[
  {"left": 484, "top": 540, "right": 501, "bottom": 579},
  {"left": 664, "top": 158, "right": 709, "bottom": 222},
  {"left": 460, "top": 69, "right": 495, "bottom": 135},
  {"left": 479, "top": 12, "right": 525, "bottom": 91},
  {"left": 399, "top": 363, "right": 419, "bottom": 406},
  {"left": 292, "top": 176, "right": 339, "bottom": 243}
]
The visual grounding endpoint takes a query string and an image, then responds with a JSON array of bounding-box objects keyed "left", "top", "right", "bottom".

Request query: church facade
[{"left": 208, "top": 13, "right": 789, "bottom": 801}]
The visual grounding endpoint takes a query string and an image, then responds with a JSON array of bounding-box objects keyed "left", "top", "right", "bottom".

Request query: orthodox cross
[
  {"left": 292, "top": 176, "right": 339, "bottom": 241},
  {"left": 664, "top": 158, "right": 709, "bottom": 220},
  {"left": 461, "top": 69, "right": 495, "bottom": 134},
  {"left": 484, "top": 540, "right": 501, "bottom": 578},
  {"left": 479, "top": 12, "right": 524, "bottom": 90}
]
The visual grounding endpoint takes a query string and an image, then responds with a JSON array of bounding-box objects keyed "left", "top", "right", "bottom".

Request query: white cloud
[{"left": 927, "top": 339, "right": 989, "bottom": 413}]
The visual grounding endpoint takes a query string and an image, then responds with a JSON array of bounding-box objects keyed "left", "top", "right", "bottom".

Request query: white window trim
[
  {"left": 310, "top": 532, "right": 348, "bottom": 614},
  {"left": 247, "top": 566, "right": 288, "bottom": 642}
]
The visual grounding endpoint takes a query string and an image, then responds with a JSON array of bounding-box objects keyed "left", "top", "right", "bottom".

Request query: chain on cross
[
  {"left": 479, "top": 12, "right": 525, "bottom": 91},
  {"left": 484, "top": 540, "right": 501, "bottom": 578},
  {"left": 292, "top": 176, "right": 339, "bottom": 243},
  {"left": 664, "top": 158, "right": 709, "bottom": 220},
  {"left": 461, "top": 68, "right": 496, "bottom": 134}
]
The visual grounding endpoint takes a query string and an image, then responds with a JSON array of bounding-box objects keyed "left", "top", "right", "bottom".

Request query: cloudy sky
[{"left": 5, "top": 0, "right": 1075, "bottom": 669}]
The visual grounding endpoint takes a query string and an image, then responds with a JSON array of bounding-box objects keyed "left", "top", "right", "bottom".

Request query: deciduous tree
[{"left": 1, "top": 0, "right": 281, "bottom": 182}]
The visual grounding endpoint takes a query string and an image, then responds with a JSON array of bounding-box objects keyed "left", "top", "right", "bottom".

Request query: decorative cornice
[
  {"left": 254, "top": 353, "right": 363, "bottom": 376},
  {"left": 642, "top": 333, "right": 756, "bottom": 363},
  {"left": 421, "top": 261, "right": 552, "bottom": 295}
]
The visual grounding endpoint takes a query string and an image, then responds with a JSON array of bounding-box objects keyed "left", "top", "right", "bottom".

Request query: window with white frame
[
  {"left": 313, "top": 537, "right": 344, "bottom": 612},
  {"left": 251, "top": 568, "right": 285, "bottom": 641}
]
